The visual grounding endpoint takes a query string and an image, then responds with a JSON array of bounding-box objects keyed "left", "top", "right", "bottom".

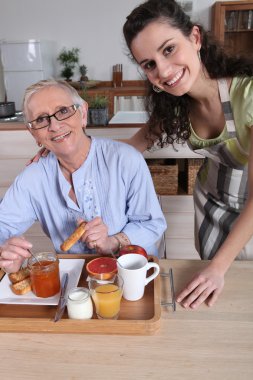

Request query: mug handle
[{"left": 145, "top": 262, "right": 160, "bottom": 286}]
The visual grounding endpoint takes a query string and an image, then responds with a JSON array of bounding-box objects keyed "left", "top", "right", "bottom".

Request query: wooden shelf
[
  {"left": 77, "top": 80, "right": 147, "bottom": 119},
  {"left": 212, "top": 1, "right": 253, "bottom": 56},
  {"left": 224, "top": 28, "right": 253, "bottom": 32}
]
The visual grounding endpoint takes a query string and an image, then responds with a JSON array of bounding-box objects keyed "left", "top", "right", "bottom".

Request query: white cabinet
[
  {"left": 0, "top": 40, "right": 55, "bottom": 110},
  {"left": 4, "top": 71, "right": 44, "bottom": 111},
  {"left": 114, "top": 96, "right": 146, "bottom": 113},
  {"left": 161, "top": 195, "right": 199, "bottom": 260},
  {"left": 1, "top": 41, "right": 45, "bottom": 71}
]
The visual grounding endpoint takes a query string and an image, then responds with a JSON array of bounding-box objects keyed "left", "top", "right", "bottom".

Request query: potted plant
[
  {"left": 79, "top": 64, "right": 88, "bottom": 82},
  {"left": 88, "top": 95, "right": 109, "bottom": 126},
  {"left": 57, "top": 47, "right": 80, "bottom": 81}
]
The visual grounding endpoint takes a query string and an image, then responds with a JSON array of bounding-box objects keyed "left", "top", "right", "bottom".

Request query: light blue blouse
[{"left": 0, "top": 137, "right": 166, "bottom": 255}]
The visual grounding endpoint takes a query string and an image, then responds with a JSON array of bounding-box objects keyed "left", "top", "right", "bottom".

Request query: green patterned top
[{"left": 189, "top": 77, "right": 253, "bottom": 164}]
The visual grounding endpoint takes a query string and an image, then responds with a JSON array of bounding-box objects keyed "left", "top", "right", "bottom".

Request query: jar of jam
[
  {"left": 28, "top": 252, "right": 60, "bottom": 298},
  {"left": 67, "top": 287, "right": 93, "bottom": 320}
]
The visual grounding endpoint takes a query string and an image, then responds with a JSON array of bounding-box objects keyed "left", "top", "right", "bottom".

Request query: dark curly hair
[{"left": 123, "top": 0, "right": 253, "bottom": 148}]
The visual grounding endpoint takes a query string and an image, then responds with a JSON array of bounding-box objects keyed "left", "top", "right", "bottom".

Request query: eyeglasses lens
[{"left": 30, "top": 105, "right": 78, "bottom": 130}]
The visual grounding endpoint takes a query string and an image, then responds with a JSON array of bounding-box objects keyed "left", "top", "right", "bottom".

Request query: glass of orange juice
[{"left": 88, "top": 274, "right": 124, "bottom": 319}]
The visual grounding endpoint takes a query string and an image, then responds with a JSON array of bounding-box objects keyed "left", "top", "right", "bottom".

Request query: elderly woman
[{"left": 0, "top": 79, "right": 166, "bottom": 273}]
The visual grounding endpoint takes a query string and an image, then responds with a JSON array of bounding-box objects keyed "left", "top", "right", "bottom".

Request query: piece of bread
[
  {"left": 10, "top": 277, "right": 32, "bottom": 295},
  {"left": 8, "top": 267, "right": 30, "bottom": 284},
  {"left": 60, "top": 222, "right": 87, "bottom": 251}
]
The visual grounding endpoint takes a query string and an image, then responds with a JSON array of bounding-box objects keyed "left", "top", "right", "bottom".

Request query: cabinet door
[
  {"left": 1, "top": 41, "right": 43, "bottom": 71},
  {"left": 4, "top": 71, "right": 44, "bottom": 110},
  {"left": 114, "top": 96, "right": 145, "bottom": 113}
]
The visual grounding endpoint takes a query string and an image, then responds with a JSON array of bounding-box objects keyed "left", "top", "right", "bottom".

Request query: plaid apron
[{"left": 189, "top": 79, "right": 253, "bottom": 260}]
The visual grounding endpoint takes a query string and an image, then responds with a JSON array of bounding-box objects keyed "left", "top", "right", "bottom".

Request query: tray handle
[{"left": 160, "top": 268, "right": 176, "bottom": 311}]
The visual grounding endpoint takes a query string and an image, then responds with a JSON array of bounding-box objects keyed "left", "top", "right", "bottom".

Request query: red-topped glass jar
[{"left": 28, "top": 252, "right": 60, "bottom": 298}]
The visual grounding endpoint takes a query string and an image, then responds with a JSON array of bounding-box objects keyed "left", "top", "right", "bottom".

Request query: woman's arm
[
  {"left": 83, "top": 150, "right": 166, "bottom": 254},
  {"left": 177, "top": 126, "right": 253, "bottom": 309},
  {"left": 26, "top": 147, "right": 49, "bottom": 165},
  {"left": 120, "top": 123, "right": 154, "bottom": 153},
  {"left": 118, "top": 151, "right": 166, "bottom": 251},
  {"left": 28, "top": 123, "right": 153, "bottom": 163}
]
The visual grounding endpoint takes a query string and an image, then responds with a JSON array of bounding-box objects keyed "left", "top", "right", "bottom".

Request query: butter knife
[{"left": 54, "top": 273, "right": 69, "bottom": 322}]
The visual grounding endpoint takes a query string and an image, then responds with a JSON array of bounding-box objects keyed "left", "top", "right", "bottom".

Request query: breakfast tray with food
[{"left": 0, "top": 254, "right": 161, "bottom": 335}]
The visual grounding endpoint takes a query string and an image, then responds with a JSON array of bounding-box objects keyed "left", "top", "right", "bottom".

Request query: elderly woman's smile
[{"left": 51, "top": 131, "right": 72, "bottom": 143}]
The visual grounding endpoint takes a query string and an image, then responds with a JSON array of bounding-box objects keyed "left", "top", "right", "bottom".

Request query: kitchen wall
[{"left": 0, "top": 0, "right": 231, "bottom": 101}]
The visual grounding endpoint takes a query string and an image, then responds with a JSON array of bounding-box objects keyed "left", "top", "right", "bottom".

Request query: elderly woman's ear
[{"left": 81, "top": 101, "right": 89, "bottom": 128}]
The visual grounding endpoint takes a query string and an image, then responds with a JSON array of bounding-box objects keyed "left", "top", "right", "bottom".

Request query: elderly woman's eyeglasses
[{"left": 27, "top": 104, "right": 80, "bottom": 130}]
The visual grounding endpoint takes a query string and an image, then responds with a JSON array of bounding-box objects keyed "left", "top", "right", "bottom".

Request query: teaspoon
[{"left": 28, "top": 249, "right": 42, "bottom": 266}]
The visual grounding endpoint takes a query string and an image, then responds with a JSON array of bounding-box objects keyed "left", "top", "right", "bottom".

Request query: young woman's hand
[
  {"left": 26, "top": 147, "right": 50, "bottom": 166},
  {"left": 0, "top": 236, "right": 32, "bottom": 273},
  {"left": 176, "top": 262, "right": 225, "bottom": 309}
]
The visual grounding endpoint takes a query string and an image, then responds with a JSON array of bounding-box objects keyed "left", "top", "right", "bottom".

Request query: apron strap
[
  {"left": 191, "top": 78, "right": 248, "bottom": 159},
  {"left": 217, "top": 79, "right": 235, "bottom": 134}
]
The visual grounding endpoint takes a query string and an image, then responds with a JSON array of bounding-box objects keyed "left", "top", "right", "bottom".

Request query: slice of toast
[
  {"left": 10, "top": 277, "right": 32, "bottom": 295},
  {"left": 8, "top": 267, "right": 30, "bottom": 284}
]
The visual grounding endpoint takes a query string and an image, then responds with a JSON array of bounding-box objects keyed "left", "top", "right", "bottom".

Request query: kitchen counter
[
  {"left": 0, "top": 121, "right": 143, "bottom": 130},
  {"left": 0, "top": 259, "right": 252, "bottom": 379},
  {"left": 0, "top": 121, "right": 26, "bottom": 130},
  {"left": 0, "top": 122, "right": 201, "bottom": 159}
]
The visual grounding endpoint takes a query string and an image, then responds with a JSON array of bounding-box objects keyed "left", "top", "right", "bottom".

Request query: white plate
[{"left": 0, "top": 258, "right": 85, "bottom": 305}]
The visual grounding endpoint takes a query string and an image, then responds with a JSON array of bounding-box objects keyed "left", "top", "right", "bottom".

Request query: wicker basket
[
  {"left": 146, "top": 159, "right": 178, "bottom": 195},
  {"left": 186, "top": 158, "right": 204, "bottom": 194}
]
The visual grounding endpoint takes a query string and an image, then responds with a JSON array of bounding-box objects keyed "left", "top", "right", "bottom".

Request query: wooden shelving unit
[
  {"left": 212, "top": 1, "right": 253, "bottom": 56},
  {"left": 77, "top": 80, "right": 147, "bottom": 120}
]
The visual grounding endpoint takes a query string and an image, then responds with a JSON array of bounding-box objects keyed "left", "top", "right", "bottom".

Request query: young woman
[{"left": 123, "top": 0, "right": 253, "bottom": 309}]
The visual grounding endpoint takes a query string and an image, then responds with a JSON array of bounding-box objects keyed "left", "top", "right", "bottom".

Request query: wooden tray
[{"left": 0, "top": 254, "right": 161, "bottom": 335}]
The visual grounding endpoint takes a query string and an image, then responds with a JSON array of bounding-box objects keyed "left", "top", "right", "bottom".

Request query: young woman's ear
[{"left": 190, "top": 25, "right": 202, "bottom": 51}]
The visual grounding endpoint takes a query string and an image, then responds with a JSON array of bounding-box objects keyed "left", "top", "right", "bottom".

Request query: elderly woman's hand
[
  {"left": 0, "top": 237, "right": 32, "bottom": 273},
  {"left": 176, "top": 261, "right": 225, "bottom": 309},
  {"left": 80, "top": 217, "right": 119, "bottom": 254}
]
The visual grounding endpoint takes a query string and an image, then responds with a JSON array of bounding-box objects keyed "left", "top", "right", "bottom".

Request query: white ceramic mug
[{"left": 117, "top": 254, "right": 160, "bottom": 301}]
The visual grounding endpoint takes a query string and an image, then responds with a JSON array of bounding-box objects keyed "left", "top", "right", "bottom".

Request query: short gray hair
[{"left": 23, "top": 78, "right": 85, "bottom": 121}]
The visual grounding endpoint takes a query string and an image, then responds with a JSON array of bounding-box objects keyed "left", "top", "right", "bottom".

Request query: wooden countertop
[
  {"left": 0, "top": 259, "right": 252, "bottom": 379},
  {"left": 0, "top": 122, "right": 26, "bottom": 131},
  {"left": 76, "top": 80, "right": 147, "bottom": 96}
]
